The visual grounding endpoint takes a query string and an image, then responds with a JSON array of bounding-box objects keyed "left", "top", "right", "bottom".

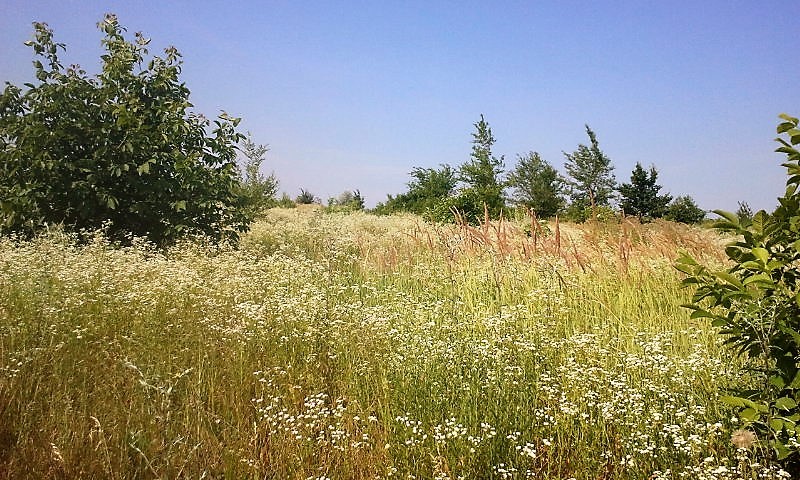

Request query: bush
[
  {"left": 326, "top": 190, "right": 365, "bottom": 212},
  {"left": 676, "top": 114, "right": 800, "bottom": 472},
  {"left": 0, "top": 16, "right": 249, "bottom": 245},
  {"left": 665, "top": 196, "right": 706, "bottom": 224}
]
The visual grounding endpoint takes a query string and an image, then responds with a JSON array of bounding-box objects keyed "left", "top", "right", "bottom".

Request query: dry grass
[{"left": 0, "top": 209, "right": 779, "bottom": 479}]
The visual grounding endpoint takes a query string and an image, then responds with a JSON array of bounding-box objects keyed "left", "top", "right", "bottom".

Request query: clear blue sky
[{"left": 2, "top": 1, "right": 798, "bottom": 211}]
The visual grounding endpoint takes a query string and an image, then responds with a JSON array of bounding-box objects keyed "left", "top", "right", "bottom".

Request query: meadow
[{"left": 0, "top": 207, "right": 788, "bottom": 479}]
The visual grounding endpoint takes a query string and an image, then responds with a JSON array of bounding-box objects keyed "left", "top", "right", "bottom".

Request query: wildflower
[{"left": 730, "top": 429, "right": 757, "bottom": 449}]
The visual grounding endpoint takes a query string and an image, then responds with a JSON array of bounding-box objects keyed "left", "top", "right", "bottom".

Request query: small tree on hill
[
  {"left": 376, "top": 165, "right": 457, "bottom": 218},
  {"left": 618, "top": 162, "right": 672, "bottom": 221},
  {"left": 295, "top": 189, "right": 319, "bottom": 204},
  {"left": 327, "top": 190, "right": 365, "bottom": 212},
  {"left": 0, "top": 16, "right": 248, "bottom": 245},
  {"left": 454, "top": 115, "right": 506, "bottom": 222},
  {"left": 507, "top": 151, "right": 564, "bottom": 218},
  {"left": 665, "top": 195, "right": 706, "bottom": 224},
  {"left": 564, "top": 125, "right": 616, "bottom": 220},
  {"left": 237, "top": 133, "right": 279, "bottom": 218}
]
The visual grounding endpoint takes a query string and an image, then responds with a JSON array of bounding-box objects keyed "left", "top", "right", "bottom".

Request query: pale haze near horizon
[{"left": 1, "top": 1, "right": 797, "bottom": 213}]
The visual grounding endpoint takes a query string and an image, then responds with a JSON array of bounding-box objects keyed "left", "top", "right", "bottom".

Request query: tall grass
[{"left": 0, "top": 208, "right": 784, "bottom": 478}]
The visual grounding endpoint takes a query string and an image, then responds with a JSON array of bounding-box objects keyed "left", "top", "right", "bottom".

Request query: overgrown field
[{"left": 0, "top": 207, "right": 786, "bottom": 479}]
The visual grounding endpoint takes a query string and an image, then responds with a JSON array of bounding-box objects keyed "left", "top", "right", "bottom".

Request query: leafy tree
[
  {"left": 618, "top": 162, "right": 672, "bottom": 221},
  {"left": 237, "top": 133, "right": 278, "bottom": 218},
  {"left": 665, "top": 195, "right": 706, "bottom": 224},
  {"left": 563, "top": 125, "right": 616, "bottom": 217},
  {"left": 375, "top": 165, "right": 457, "bottom": 218},
  {"left": 454, "top": 115, "right": 506, "bottom": 222},
  {"left": 295, "top": 189, "right": 319, "bottom": 205},
  {"left": 507, "top": 151, "right": 565, "bottom": 218},
  {"left": 327, "top": 190, "right": 365, "bottom": 212},
  {"left": 0, "top": 16, "right": 248, "bottom": 245},
  {"left": 676, "top": 114, "right": 800, "bottom": 472}
]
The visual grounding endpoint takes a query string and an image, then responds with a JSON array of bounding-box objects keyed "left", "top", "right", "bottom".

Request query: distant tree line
[
  {"left": 376, "top": 116, "right": 707, "bottom": 225},
  {"left": 0, "top": 16, "right": 712, "bottom": 248}
]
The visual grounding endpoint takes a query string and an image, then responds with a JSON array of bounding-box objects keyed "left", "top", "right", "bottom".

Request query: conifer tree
[
  {"left": 563, "top": 125, "right": 616, "bottom": 217},
  {"left": 618, "top": 163, "right": 672, "bottom": 220}
]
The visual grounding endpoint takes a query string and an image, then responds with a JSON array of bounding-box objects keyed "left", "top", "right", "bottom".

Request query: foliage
[
  {"left": 666, "top": 195, "right": 706, "bottom": 224},
  {"left": 275, "top": 193, "right": 297, "bottom": 208},
  {"left": 563, "top": 125, "right": 617, "bottom": 216},
  {"left": 295, "top": 189, "right": 320, "bottom": 205},
  {"left": 0, "top": 16, "right": 249, "bottom": 245},
  {"left": 618, "top": 162, "right": 672, "bottom": 221},
  {"left": 454, "top": 115, "right": 506, "bottom": 222},
  {"left": 676, "top": 114, "right": 800, "bottom": 472},
  {"left": 327, "top": 190, "right": 365, "bottom": 212},
  {"left": 374, "top": 165, "right": 457, "bottom": 219},
  {"left": 507, "top": 151, "right": 565, "bottom": 218},
  {"left": 737, "top": 201, "right": 755, "bottom": 222},
  {"left": 236, "top": 132, "right": 279, "bottom": 218},
  {"left": 0, "top": 208, "right": 780, "bottom": 479}
]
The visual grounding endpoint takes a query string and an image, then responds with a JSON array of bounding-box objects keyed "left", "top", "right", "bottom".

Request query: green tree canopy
[
  {"left": 665, "top": 195, "right": 706, "bottom": 224},
  {"left": 0, "top": 15, "right": 248, "bottom": 245},
  {"left": 327, "top": 190, "right": 365, "bottom": 212},
  {"left": 454, "top": 114, "right": 506, "bottom": 221},
  {"left": 618, "top": 162, "right": 672, "bottom": 220},
  {"left": 376, "top": 165, "right": 457, "bottom": 218},
  {"left": 563, "top": 125, "right": 616, "bottom": 215},
  {"left": 237, "top": 133, "right": 278, "bottom": 219},
  {"left": 507, "top": 151, "right": 564, "bottom": 218}
]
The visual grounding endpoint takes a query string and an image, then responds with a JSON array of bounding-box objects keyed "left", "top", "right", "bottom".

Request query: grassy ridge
[{"left": 0, "top": 208, "right": 784, "bottom": 478}]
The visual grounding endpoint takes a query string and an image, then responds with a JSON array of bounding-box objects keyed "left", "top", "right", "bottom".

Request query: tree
[
  {"left": 454, "top": 114, "right": 506, "bottom": 222},
  {"left": 737, "top": 201, "right": 754, "bottom": 222},
  {"left": 295, "top": 189, "right": 320, "bottom": 205},
  {"left": 563, "top": 125, "right": 616, "bottom": 217},
  {"left": 676, "top": 114, "right": 800, "bottom": 472},
  {"left": 327, "top": 190, "right": 365, "bottom": 211},
  {"left": 0, "top": 16, "right": 248, "bottom": 245},
  {"left": 506, "top": 151, "right": 564, "bottom": 218},
  {"left": 237, "top": 133, "right": 279, "bottom": 218},
  {"left": 375, "top": 165, "right": 457, "bottom": 218},
  {"left": 665, "top": 195, "right": 706, "bottom": 224},
  {"left": 618, "top": 163, "right": 672, "bottom": 220}
]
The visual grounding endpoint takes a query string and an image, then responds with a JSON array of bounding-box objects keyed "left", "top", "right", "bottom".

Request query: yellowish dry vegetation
[{"left": 0, "top": 208, "right": 786, "bottom": 479}]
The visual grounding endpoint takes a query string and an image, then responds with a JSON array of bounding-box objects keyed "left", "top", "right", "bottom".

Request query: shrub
[
  {"left": 666, "top": 196, "right": 706, "bottom": 224},
  {"left": 0, "top": 15, "right": 249, "bottom": 245},
  {"left": 676, "top": 114, "right": 800, "bottom": 472}
]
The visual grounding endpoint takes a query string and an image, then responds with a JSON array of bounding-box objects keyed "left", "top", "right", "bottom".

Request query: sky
[{"left": 2, "top": 1, "right": 798, "bottom": 212}]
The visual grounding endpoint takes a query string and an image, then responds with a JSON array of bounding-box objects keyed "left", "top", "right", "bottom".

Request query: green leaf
[
  {"left": 776, "top": 441, "right": 793, "bottom": 460},
  {"left": 775, "top": 397, "right": 797, "bottom": 411},
  {"left": 137, "top": 162, "right": 150, "bottom": 174},
  {"left": 739, "top": 407, "right": 760, "bottom": 422},
  {"left": 714, "top": 271, "right": 743, "bottom": 289},
  {"left": 713, "top": 209, "right": 740, "bottom": 225},
  {"left": 779, "top": 113, "right": 800, "bottom": 124},
  {"left": 743, "top": 274, "right": 774, "bottom": 287},
  {"left": 690, "top": 309, "right": 714, "bottom": 319},
  {"left": 173, "top": 200, "right": 187, "bottom": 212},
  {"left": 770, "top": 418, "right": 786, "bottom": 431},
  {"left": 752, "top": 247, "right": 769, "bottom": 264}
]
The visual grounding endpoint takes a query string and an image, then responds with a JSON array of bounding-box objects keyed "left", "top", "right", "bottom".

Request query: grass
[{"left": 0, "top": 207, "right": 788, "bottom": 479}]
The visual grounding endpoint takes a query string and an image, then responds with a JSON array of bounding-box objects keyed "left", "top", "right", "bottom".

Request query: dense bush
[
  {"left": 0, "top": 15, "right": 249, "bottom": 245},
  {"left": 666, "top": 195, "right": 706, "bottom": 224},
  {"left": 677, "top": 114, "right": 800, "bottom": 472}
]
